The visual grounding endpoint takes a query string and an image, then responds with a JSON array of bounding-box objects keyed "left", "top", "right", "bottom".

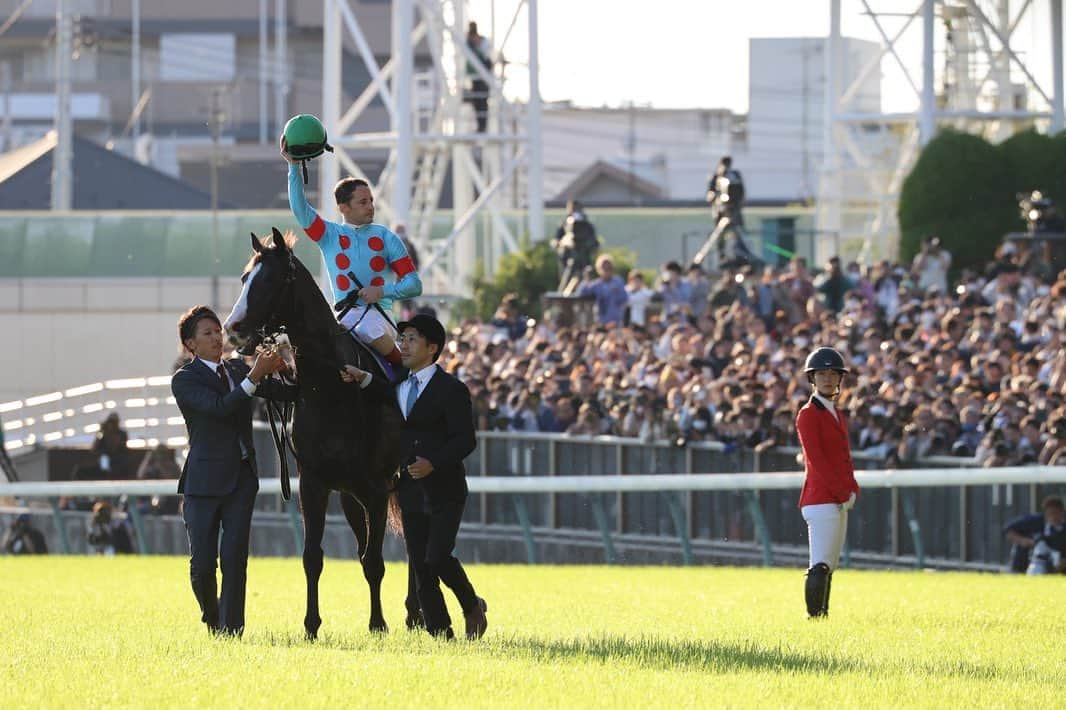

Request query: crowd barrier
[{"left": 2, "top": 456, "right": 1063, "bottom": 570}]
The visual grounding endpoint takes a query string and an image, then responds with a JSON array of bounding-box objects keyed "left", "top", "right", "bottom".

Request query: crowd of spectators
[{"left": 435, "top": 238, "right": 1066, "bottom": 468}]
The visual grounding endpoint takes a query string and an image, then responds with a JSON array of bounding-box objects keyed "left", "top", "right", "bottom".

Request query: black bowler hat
[{"left": 397, "top": 314, "right": 447, "bottom": 352}]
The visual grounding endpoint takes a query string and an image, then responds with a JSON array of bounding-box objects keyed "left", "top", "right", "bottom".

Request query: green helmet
[{"left": 283, "top": 114, "right": 334, "bottom": 160}]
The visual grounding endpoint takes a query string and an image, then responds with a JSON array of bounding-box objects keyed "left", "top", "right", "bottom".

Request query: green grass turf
[{"left": 0, "top": 557, "right": 1059, "bottom": 708}]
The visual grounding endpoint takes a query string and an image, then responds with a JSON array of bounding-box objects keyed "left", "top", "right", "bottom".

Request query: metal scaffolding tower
[
  {"left": 817, "top": 0, "right": 1065, "bottom": 264},
  {"left": 318, "top": 0, "right": 543, "bottom": 296}
]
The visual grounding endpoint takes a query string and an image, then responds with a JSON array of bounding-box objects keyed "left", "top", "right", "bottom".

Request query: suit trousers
[
  {"left": 402, "top": 499, "right": 477, "bottom": 635},
  {"left": 802, "top": 503, "right": 848, "bottom": 570},
  {"left": 182, "top": 460, "right": 258, "bottom": 633}
]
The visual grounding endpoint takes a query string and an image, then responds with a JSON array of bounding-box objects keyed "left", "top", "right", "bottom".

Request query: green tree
[
  {"left": 998, "top": 129, "right": 1060, "bottom": 203},
  {"left": 898, "top": 129, "right": 1019, "bottom": 274}
]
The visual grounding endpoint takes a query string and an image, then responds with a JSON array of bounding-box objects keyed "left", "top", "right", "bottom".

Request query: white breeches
[
  {"left": 802, "top": 503, "right": 849, "bottom": 570},
  {"left": 340, "top": 304, "right": 397, "bottom": 344}
]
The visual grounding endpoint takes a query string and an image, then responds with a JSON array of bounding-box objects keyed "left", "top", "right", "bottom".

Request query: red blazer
[{"left": 796, "top": 396, "right": 859, "bottom": 507}]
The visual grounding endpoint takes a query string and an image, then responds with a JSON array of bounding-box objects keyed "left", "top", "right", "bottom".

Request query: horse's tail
[{"left": 386, "top": 489, "right": 404, "bottom": 539}]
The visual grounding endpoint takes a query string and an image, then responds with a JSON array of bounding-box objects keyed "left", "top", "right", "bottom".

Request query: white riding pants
[
  {"left": 340, "top": 304, "right": 397, "bottom": 345},
  {"left": 802, "top": 503, "right": 849, "bottom": 570}
]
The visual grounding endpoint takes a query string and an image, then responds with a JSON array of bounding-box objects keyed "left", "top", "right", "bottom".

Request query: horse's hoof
[
  {"left": 304, "top": 617, "right": 321, "bottom": 641},
  {"left": 369, "top": 620, "right": 388, "bottom": 634}
]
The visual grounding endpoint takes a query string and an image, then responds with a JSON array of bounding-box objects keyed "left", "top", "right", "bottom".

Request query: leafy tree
[
  {"left": 898, "top": 129, "right": 1019, "bottom": 274},
  {"left": 998, "top": 129, "right": 1060, "bottom": 202}
]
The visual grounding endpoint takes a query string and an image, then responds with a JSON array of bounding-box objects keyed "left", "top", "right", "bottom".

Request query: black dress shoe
[{"left": 464, "top": 597, "right": 488, "bottom": 640}]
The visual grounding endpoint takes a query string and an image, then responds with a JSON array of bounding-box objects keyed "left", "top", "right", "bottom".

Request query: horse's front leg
[
  {"left": 299, "top": 475, "right": 330, "bottom": 640},
  {"left": 340, "top": 490, "right": 387, "bottom": 633}
]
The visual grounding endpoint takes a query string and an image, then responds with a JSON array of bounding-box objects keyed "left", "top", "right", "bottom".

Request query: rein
[{"left": 258, "top": 329, "right": 298, "bottom": 501}]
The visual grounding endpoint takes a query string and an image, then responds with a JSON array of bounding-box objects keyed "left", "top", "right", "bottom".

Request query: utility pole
[
  {"left": 274, "top": 0, "right": 288, "bottom": 140},
  {"left": 626, "top": 101, "right": 636, "bottom": 205},
  {"left": 131, "top": 0, "right": 140, "bottom": 140},
  {"left": 1, "top": 62, "right": 11, "bottom": 153},
  {"left": 527, "top": 0, "right": 544, "bottom": 243},
  {"left": 1053, "top": 0, "right": 1065, "bottom": 133},
  {"left": 52, "top": 0, "right": 73, "bottom": 210},
  {"left": 209, "top": 88, "right": 226, "bottom": 310},
  {"left": 259, "top": 0, "right": 269, "bottom": 144}
]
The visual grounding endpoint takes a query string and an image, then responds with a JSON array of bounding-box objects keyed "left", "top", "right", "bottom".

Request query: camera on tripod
[{"left": 1018, "top": 190, "right": 1065, "bottom": 234}]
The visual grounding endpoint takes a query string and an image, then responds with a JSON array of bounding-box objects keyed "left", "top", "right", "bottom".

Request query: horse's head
[{"left": 224, "top": 227, "right": 299, "bottom": 355}]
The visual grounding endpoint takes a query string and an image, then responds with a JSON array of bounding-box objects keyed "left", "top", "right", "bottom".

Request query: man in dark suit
[
  {"left": 171, "top": 305, "right": 294, "bottom": 636},
  {"left": 342, "top": 314, "right": 487, "bottom": 640}
]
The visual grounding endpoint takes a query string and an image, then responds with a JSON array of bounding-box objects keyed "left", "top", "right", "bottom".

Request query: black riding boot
[{"left": 805, "top": 563, "right": 831, "bottom": 618}]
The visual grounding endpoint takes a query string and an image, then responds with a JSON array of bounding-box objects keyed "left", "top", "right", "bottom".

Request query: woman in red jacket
[{"left": 796, "top": 347, "right": 859, "bottom": 618}]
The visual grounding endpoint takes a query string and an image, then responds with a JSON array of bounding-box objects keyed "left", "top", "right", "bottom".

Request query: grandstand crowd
[{"left": 427, "top": 241, "right": 1066, "bottom": 468}]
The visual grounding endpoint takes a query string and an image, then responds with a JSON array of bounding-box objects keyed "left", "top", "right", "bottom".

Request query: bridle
[{"left": 242, "top": 248, "right": 300, "bottom": 500}]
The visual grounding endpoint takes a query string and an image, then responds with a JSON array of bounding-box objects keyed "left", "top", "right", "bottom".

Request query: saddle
[{"left": 332, "top": 325, "right": 406, "bottom": 388}]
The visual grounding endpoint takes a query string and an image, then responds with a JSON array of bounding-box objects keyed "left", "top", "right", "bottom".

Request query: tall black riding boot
[{"left": 805, "top": 563, "right": 831, "bottom": 618}]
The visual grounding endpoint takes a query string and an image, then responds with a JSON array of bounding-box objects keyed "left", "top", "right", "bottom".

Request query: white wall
[
  {"left": 742, "top": 37, "right": 882, "bottom": 202},
  {"left": 0, "top": 278, "right": 245, "bottom": 403},
  {"left": 542, "top": 106, "right": 735, "bottom": 201}
]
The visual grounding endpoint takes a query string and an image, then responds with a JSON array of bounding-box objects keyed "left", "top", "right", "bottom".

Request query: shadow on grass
[{"left": 250, "top": 630, "right": 1017, "bottom": 681}]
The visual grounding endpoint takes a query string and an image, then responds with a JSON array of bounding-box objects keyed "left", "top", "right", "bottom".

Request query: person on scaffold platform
[
  {"left": 703, "top": 155, "right": 756, "bottom": 268},
  {"left": 281, "top": 114, "right": 423, "bottom": 383},
  {"left": 796, "top": 346, "right": 859, "bottom": 619}
]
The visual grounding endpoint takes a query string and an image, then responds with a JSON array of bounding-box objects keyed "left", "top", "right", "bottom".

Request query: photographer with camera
[
  {"left": 553, "top": 200, "right": 600, "bottom": 294},
  {"left": 910, "top": 235, "right": 952, "bottom": 295},
  {"left": 86, "top": 500, "right": 134, "bottom": 556},
  {"left": 1004, "top": 496, "right": 1066, "bottom": 574},
  {"left": 706, "top": 155, "right": 745, "bottom": 229},
  {"left": 704, "top": 155, "right": 755, "bottom": 267},
  {"left": 2, "top": 514, "right": 47, "bottom": 555}
]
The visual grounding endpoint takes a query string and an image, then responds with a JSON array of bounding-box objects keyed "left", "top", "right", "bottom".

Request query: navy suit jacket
[
  {"left": 367, "top": 365, "right": 476, "bottom": 508},
  {"left": 171, "top": 358, "right": 296, "bottom": 497}
]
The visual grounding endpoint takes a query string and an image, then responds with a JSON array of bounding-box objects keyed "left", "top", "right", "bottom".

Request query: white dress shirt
[
  {"left": 813, "top": 391, "right": 840, "bottom": 424},
  {"left": 397, "top": 363, "right": 438, "bottom": 419},
  {"left": 197, "top": 356, "right": 256, "bottom": 396}
]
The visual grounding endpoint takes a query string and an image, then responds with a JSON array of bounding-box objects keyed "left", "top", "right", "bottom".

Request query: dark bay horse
[{"left": 223, "top": 227, "right": 402, "bottom": 637}]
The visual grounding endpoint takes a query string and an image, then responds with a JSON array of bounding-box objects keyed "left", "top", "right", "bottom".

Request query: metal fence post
[
  {"left": 684, "top": 445, "right": 694, "bottom": 541},
  {"left": 480, "top": 434, "right": 489, "bottom": 526},
  {"left": 548, "top": 438, "right": 557, "bottom": 531},
  {"left": 127, "top": 505, "right": 149, "bottom": 554},
  {"left": 49, "top": 498, "right": 72, "bottom": 554},
  {"left": 661, "top": 491, "right": 693, "bottom": 565},
  {"left": 615, "top": 442, "right": 624, "bottom": 535},
  {"left": 512, "top": 496, "right": 537, "bottom": 564},
  {"left": 901, "top": 489, "right": 925, "bottom": 568},
  {"left": 589, "top": 495, "right": 617, "bottom": 564},
  {"left": 959, "top": 485, "right": 968, "bottom": 564},
  {"left": 890, "top": 487, "right": 900, "bottom": 557},
  {"left": 743, "top": 490, "right": 774, "bottom": 566}
]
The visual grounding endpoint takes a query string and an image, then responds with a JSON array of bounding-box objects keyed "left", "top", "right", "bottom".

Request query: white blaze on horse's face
[{"left": 224, "top": 262, "right": 262, "bottom": 333}]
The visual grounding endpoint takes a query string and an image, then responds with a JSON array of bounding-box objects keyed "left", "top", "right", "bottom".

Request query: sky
[{"left": 469, "top": 0, "right": 1056, "bottom": 114}]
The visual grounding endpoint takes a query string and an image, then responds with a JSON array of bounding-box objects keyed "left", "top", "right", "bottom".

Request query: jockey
[{"left": 281, "top": 118, "right": 421, "bottom": 381}]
